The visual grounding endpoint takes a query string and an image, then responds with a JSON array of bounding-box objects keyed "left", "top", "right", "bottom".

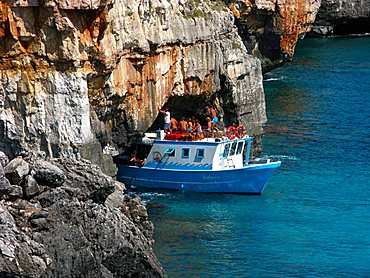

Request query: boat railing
[
  {"left": 162, "top": 128, "right": 250, "bottom": 142},
  {"left": 163, "top": 131, "right": 223, "bottom": 141}
]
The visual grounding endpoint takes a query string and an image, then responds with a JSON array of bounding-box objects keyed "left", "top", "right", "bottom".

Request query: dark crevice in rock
[
  {"left": 234, "top": 11, "right": 289, "bottom": 72},
  {"left": 147, "top": 94, "right": 209, "bottom": 132},
  {"left": 333, "top": 18, "right": 370, "bottom": 36}
]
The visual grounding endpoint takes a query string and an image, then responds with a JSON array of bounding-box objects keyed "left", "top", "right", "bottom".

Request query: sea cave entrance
[{"left": 333, "top": 18, "right": 370, "bottom": 36}]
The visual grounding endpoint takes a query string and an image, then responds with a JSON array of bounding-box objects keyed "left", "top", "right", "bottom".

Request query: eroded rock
[
  {"left": 0, "top": 0, "right": 322, "bottom": 163},
  {"left": 4, "top": 157, "right": 30, "bottom": 185},
  {"left": 311, "top": 0, "right": 370, "bottom": 36},
  {"left": 0, "top": 156, "right": 165, "bottom": 277},
  {"left": 33, "top": 160, "right": 65, "bottom": 187},
  {"left": 0, "top": 152, "right": 9, "bottom": 167}
]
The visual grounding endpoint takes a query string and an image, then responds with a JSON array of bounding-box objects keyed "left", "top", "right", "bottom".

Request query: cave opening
[
  {"left": 148, "top": 94, "right": 212, "bottom": 132},
  {"left": 333, "top": 18, "right": 370, "bottom": 36}
]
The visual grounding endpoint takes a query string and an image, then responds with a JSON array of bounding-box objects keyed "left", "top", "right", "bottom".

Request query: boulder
[
  {"left": 23, "top": 175, "right": 41, "bottom": 198},
  {"left": 0, "top": 177, "right": 12, "bottom": 197},
  {"left": 0, "top": 202, "right": 50, "bottom": 277},
  {"left": 105, "top": 188, "right": 125, "bottom": 209},
  {"left": 4, "top": 157, "right": 30, "bottom": 185},
  {"left": 7, "top": 184, "right": 23, "bottom": 199},
  {"left": 33, "top": 161, "right": 65, "bottom": 187}
]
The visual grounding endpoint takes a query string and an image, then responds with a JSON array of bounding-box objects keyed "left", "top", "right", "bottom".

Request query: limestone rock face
[
  {"left": 0, "top": 154, "right": 165, "bottom": 277},
  {"left": 310, "top": 0, "right": 370, "bottom": 36},
  {"left": 0, "top": 0, "right": 323, "bottom": 162},
  {"left": 230, "top": 0, "right": 321, "bottom": 70},
  {"left": 0, "top": 0, "right": 273, "bottom": 161}
]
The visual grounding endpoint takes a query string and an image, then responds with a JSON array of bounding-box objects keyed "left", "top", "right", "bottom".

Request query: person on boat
[
  {"left": 205, "top": 105, "right": 218, "bottom": 126},
  {"left": 204, "top": 117, "right": 212, "bottom": 132},
  {"left": 178, "top": 117, "right": 188, "bottom": 132},
  {"left": 192, "top": 119, "right": 202, "bottom": 133},
  {"left": 129, "top": 151, "right": 145, "bottom": 166},
  {"left": 170, "top": 117, "right": 178, "bottom": 132},
  {"left": 187, "top": 117, "right": 193, "bottom": 132},
  {"left": 204, "top": 117, "right": 219, "bottom": 137},
  {"left": 191, "top": 116, "right": 197, "bottom": 128},
  {"left": 158, "top": 107, "right": 171, "bottom": 133}
]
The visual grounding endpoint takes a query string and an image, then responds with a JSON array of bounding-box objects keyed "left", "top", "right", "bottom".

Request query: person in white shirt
[{"left": 159, "top": 107, "right": 171, "bottom": 132}]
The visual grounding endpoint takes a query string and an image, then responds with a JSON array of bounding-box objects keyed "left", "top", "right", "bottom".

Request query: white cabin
[{"left": 142, "top": 135, "right": 252, "bottom": 171}]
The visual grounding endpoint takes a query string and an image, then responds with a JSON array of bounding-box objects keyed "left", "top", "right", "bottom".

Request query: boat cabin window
[
  {"left": 196, "top": 149, "right": 205, "bottom": 159},
  {"left": 230, "top": 142, "right": 237, "bottom": 156},
  {"left": 182, "top": 148, "right": 190, "bottom": 158},
  {"left": 236, "top": 141, "right": 244, "bottom": 155},
  {"left": 223, "top": 144, "right": 230, "bottom": 157},
  {"left": 164, "top": 148, "right": 176, "bottom": 157}
]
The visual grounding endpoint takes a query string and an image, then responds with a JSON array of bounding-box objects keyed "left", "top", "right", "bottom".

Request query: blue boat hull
[{"left": 116, "top": 162, "right": 281, "bottom": 194}]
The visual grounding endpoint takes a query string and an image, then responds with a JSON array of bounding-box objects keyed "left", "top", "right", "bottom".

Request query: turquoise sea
[{"left": 139, "top": 37, "right": 370, "bottom": 277}]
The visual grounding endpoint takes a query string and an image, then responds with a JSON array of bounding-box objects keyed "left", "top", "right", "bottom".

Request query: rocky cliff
[
  {"left": 0, "top": 151, "right": 165, "bottom": 277},
  {"left": 0, "top": 0, "right": 322, "bottom": 164},
  {"left": 229, "top": 0, "right": 320, "bottom": 71},
  {"left": 310, "top": 0, "right": 370, "bottom": 36},
  {"left": 0, "top": 0, "right": 335, "bottom": 276}
]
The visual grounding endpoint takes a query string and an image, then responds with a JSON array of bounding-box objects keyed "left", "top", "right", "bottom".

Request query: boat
[{"left": 114, "top": 126, "right": 281, "bottom": 194}]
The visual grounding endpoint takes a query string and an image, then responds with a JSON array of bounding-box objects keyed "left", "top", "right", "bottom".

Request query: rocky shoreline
[
  {"left": 0, "top": 151, "right": 165, "bottom": 277},
  {"left": 1, "top": 0, "right": 369, "bottom": 276}
]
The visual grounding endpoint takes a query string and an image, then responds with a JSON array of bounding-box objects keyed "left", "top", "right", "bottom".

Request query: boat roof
[{"left": 139, "top": 131, "right": 251, "bottom": 146}]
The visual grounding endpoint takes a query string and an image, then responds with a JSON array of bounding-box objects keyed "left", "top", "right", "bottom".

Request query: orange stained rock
[
  {"left": 229, "top": 4, "right": 241, "bottom": 18},
  {"left": 278, "top": 0, "right": 315, "bottom": 56},
  {"left": 0, "top": 2, "right": 9, "bottom": 38},
  {"left": 243, "top": 0, "right": 254, "bottom": 7},
  {"left": 90, "top": 46, "right": 186, "bottom": 125}
]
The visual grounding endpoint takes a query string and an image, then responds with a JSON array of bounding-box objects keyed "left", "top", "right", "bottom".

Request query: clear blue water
[{"left": 139, "top": 37, "right": 370, "bottom": 277}]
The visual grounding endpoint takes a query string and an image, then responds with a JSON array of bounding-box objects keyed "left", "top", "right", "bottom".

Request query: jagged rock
[
  {"left": 0, "top": 202, "right": 50, "bottom": 277},
  {"left": 0, "top": 157, "right": 165, "bottom": 277},
  {"left": 33, "top": 161, "right": 65, "bottom": 187},
  {"left": 3, "top": 157, "right": 30, "bottom": 185},
  {"left": 50, "top": 158, "right": 116, "bottom": 203},
  {"left": 311, "top": 0, "right": 370, "bottom": 36},
  {"left": 127, "top": 197, "right": 149, "bottom": 221},
  {"left": 0, "top": 152, "right": 9, "bottom": 167},
  {"left": 0, "top": 164, "right": 4, "bottom": 178},
  {"left": 29, "top": 209, "right": 49, "bottom": 220},
  {"left": 105, "top": 187, "right": 126, "bottom": 209},
  {"left": 36, "top": 188, "right": 70, "bottom": 209},
  {"left": 29, "top": 218, "right": 49, "bottom": 231},
  {"left": 7, "top": 185, "right": 23, "bottom": 199},
  {"left": 23, "top": 175, "right": 41, "bottom": 198},
  {"left": 41, "top": 199, "right": 163, "bottom": 277},
  {"left": 0, "top": 177, "right": 12, "bottom": 197}
]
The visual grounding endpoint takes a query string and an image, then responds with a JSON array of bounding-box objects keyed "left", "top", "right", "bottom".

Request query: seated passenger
[
  {"left": 170, "top": 117, "right": 178, "bottom": 132},
  {"left": 129, "top": 152, "right": 145, "bottom": 166},
  {"left": 178, "top": 117, "right": 188, "bottom": 132},
  {"left": 204, "top": 117, "right": 212, "bottom": 132},
  {"left": 187, "top": 117, "right": 193, "bottom": 132},
  {"left": 192, "top": 119, "right": 202, "bottom": 133}
]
